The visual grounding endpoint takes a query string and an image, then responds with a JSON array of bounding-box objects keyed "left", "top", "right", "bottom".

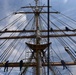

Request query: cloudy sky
[
  {"left": 0, "top": 0, "right": 76, "bottom": 75},
  {"left": 0, "top": 0, "right": 76, "bottom": 19}
]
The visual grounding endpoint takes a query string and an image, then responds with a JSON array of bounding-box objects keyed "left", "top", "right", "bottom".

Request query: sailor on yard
[
  {"left": 61, "top": 60, "right": 67, "bottom": 70},
  {"left": 4, "top": 60, "right": 9, "bottom": 72}
]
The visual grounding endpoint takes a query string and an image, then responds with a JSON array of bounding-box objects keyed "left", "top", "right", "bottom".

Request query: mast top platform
[{"left": 26, "top": 42, "right": 51, "bottom": 51}]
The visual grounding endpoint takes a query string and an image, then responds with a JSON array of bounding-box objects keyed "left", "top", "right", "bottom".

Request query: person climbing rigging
[{"left": 20, "top": 60, "right": 23, "bottom": 71}]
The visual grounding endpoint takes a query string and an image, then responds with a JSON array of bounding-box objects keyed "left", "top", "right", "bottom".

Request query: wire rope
[
  {"left": 1, "top": 15, "right": 23, "bottom": 30},
  {"left": 0, "top": 17, "right": 28, "bottom": 61},
  {"left": 0, "top": 6, "right": 22, "bottom": 22},
  {"left": 40, "top": 14, "right": 76, "bottom": 54},
  {"left": 0, "top": 15, "right": 33, "bottom": 51},
  {"left": 8, "top": 45, "right": 28, "bottom": 75},
  {"left": 51, "top": 15, "right": 74, "bottom": 29},
  {"left": 40, "top": 13, "right": 75, "bottom": 61},
  {"left": 5, "top": 15, "right": 34, "bottom": 74},
  {"left": 52, "top": 7, "right": 76, "bottom": 23},
  {"left": 53, "top": 38, "right": 63, "bottom": 59}
]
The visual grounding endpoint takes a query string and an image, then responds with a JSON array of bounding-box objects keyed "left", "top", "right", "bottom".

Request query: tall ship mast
[{"left": 0, "top": 0, "right": 76, "bottom": 75}]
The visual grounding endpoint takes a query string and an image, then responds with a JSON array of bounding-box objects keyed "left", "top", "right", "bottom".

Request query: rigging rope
[
  {"left": 3, "top": 16, "right": 34, "bottom": 74},
  {"left": 0, "top": 7, "right": 22, "bottom": 23},
  {"left": 0, "top": 14, "right": 13, "bottom": 22},
  {"left": 52, "top": 7, "right": 76, "bottom": 23},
  {"left": 40, "top": 14, "right": 76, "bottom": 55},
  {"left": 8, "top": 46, "right": 28, "bottom": 75},
  {"left": 41, "top": 12, "right": 74, "bottom": 75},
  {"left": 0, "top": 2, "right": 76, "bottom": 75},
  {"left": 2, "top": 15, "right": 23, "bottom": 30},
  {"left": 51, "top": 15, "right": 74, "bottom": 29},
  {"left": 0, "top": 16, "right": 28, "bottom": 61},
  {"left": 0, "top": 15, "right": 34, "bottom": 50}
]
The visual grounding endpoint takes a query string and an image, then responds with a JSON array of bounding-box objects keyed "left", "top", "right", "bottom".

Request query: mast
[
  {"left": 34, "top": 0, "right": 42, "bottom": 75},
  {"left": 0, "top": 0, "right": 76, "bottom": 75}
]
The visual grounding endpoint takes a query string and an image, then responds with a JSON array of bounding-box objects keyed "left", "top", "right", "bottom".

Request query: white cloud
[{"left": 7, "top": 13, "right": 27, "bottom": 30}]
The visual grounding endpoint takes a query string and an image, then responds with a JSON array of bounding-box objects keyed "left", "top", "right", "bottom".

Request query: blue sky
[
  {"left": 0, "top": 0, "right": 76, "bottom": 75},
  {"left": 0, "top": 0, "right": 76, "bottom": 19}
]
